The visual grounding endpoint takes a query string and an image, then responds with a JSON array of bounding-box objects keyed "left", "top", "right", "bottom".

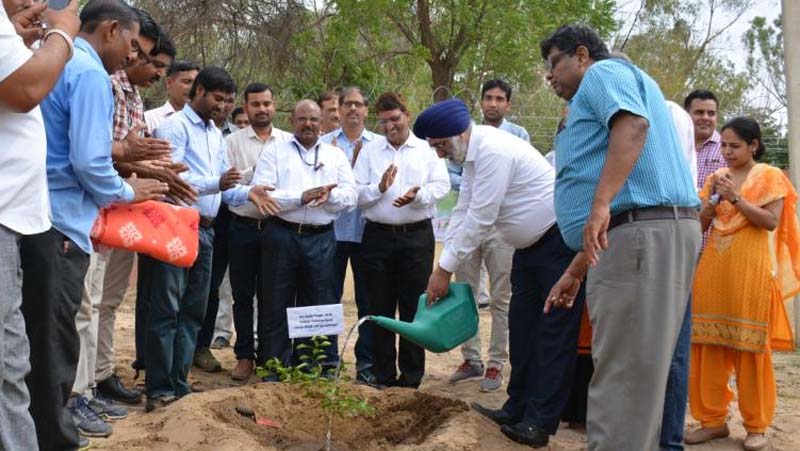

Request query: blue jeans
[
  {"left": 196, "top": 205, "right": 230, "bottom": 351},
  {"left": 333, "top": 241, "right": 371, "bottom": 370},
  {"left": 257, "top": 222, "right": 338, "bottom": 367},
  {"left": 144, "top": 227, "right": 214, "bottom": 398},
  {"left": 660, "top": 295, "right": 692, "bottom": 451}
]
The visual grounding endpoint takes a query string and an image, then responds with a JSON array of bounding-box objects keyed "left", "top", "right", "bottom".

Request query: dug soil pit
[{"left": 107, "top": 383, "right": 469, "bottom": 451}]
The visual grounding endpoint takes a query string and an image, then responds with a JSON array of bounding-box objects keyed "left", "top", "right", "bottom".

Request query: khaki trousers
[
  {"left": 455, "top": 227, "right": 514, "bottom": 368},
  {"left": 586, "top": 218, "right": 700, "bottom": 451},
  {"left": 95, "top": 248, "right": 135, "bottom": 382},
  {"left": 72, "top": 251, "right": 106, "bottom": 395}
]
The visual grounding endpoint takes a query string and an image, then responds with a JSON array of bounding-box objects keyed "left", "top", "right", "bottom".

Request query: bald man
[{"left": 249, "top": 100, "right": 357, "bottom": 375}]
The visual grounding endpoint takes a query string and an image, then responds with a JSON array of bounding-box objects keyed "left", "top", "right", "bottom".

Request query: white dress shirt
[
  {"left": 144, "top": 100, "right": 177, "bottom": 135},
  {"left": 355, "top": 133, "right": 449, "bottom": 225},
  {"left": 226, "top": 125, "right": 293, "bottom": 218},
  {"left": 251, "top": 137, "right": 357, "bottom": 225},
  {"left": 666, "top": 100, "right": 698, "bottom": 187},
  {"left": 439, "top": 125, "right": 557, "bottom": 273}
]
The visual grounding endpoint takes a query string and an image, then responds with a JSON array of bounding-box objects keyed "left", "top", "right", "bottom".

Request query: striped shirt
[{"left": 553, "top": 59, "right": 700, "bottom": 251}]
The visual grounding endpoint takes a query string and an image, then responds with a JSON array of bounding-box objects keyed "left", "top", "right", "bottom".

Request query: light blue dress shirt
[
  {"left": 553, "top": 59, "right": 700, "bottom": 251},
  {"left": 320, "top": 127, "right": 380, "bottom": 242},
  {"left": 498, "top": 118, "right": 530, "bottom": 143},
  {"left": 155, "top": 104, "right": 249, "bottom": 218},
  {"left": 41, "top": 38, "right": 134, "bottom": 254}
]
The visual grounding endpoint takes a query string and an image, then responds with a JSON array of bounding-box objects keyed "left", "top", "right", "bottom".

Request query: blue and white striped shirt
[{"left": 554, "top": 59, "right": 699, "bottom": 251}]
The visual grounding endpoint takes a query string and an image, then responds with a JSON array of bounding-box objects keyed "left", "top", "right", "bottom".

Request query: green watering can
[{"left": 370, "top": 282, "right": 478, "bottom": 353}]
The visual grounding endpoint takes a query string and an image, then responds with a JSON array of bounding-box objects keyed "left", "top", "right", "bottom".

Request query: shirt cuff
[
  {"left": 121, "top": 181, "right": 135, "bottom": 203},
  {"left": 438, "top": 247, "right": 460, "bottom": 274}
]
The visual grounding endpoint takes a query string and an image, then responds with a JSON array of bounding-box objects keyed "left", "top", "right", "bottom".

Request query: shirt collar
[
  {"left": 383, "top": 132, "right": 419, "bottom": 151},
  {"left": 112, "top": 70, "right": 138, "bottom": 96},
  {"left": 183, "top": 104, "right": 213, "bottom": 129},
  {"left": 74, "top": 38, "right": 103, "bottom": 68},
  {"left": 465, "top": 123, "right": 479, "bottom": 162},
  {"left": 705, "top": 130, "right": 721, "bottom": 145},
  {"left": 291, "top": 136, "right": 320, "bottom": 151},
  {"left": 245, "top": 125, "right": 278, "bottom": 143},
  {"left": 333, "top": 127, "right": 375, "bottom": 143}
]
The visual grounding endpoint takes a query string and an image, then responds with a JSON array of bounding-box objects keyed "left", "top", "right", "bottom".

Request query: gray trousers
[
  {"left": 586, "top": 218, "right": 700, "bottom": 451},
  {"left": 0, "top": 225, "right": 38, "bottom": 451}
]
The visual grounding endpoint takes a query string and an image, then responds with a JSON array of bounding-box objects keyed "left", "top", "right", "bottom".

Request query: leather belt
[
  {"left": 269, "top": 216, "right": 333, "bottom": 235},
  {"left": 608, "top": 206, "right": 698, "bottom": 231},
  {"left": 232, "top": 213, "right": 266, "bottom": 230},
  {"left": 365, "top": 219, "right": 431, "bottom": 233},
  {"left": 199, "top": 216, "right": 215, "bottom": 228}
]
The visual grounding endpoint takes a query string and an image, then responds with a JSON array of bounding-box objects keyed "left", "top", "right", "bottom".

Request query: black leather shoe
[
  {"left": 96, "top": 374, "right": 143, "bottom": 405},
  {"left": 470, "top": 402, "right": 516, "bottom": 427},
  {"left": 500, "top": 423, "right": 549, "bottom": 448}
]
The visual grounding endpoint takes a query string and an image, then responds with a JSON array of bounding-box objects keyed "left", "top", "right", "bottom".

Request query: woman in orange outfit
[{"left": 686, "top": 117, "right": 799, "bottom": 451}]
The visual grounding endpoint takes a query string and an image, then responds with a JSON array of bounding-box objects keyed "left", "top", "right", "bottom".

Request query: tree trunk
[{"left": 429, "top": 59, "right": 455, "bottom": 102}]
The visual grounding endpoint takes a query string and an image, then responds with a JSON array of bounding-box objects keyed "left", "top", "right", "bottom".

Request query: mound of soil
[{"left": 106, "top": 383, "right": 470, "bottom": 451}]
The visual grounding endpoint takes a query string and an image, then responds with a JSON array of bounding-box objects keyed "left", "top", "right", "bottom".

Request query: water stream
[{"left": 324, "top": 316, "right": 371, "bottom": 451}]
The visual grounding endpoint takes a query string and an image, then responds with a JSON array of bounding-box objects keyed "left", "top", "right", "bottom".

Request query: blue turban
[{"left": 413, "top": 98, "right": 472, "bottom": 139}]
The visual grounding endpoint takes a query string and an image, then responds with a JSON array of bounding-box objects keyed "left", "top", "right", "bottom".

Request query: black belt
[
  {"left": 365, "top": 219, "right": 431, "bottom": 233},
  {"left": 232, "top": 213, "right": 266, "bottom": 230},
  {"left": 608, "top": 206, "right": 698, "bottom": 231},
  {"left": 199, "top": 216, "right": 215, "bottom": 228},
  {"left": 269, "top": 216, "right": 333, "bottom": 235}
]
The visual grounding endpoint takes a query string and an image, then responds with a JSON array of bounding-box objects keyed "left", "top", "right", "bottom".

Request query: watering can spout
[
  {"left": 369, "top": 282, "right": 478, "bottom": 353},
  {"left": 368, "top": 315, "right": 421, "bottom": 340}
]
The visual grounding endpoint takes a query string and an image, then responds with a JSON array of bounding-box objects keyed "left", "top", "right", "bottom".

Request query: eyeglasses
[
  {"left": 342, "top": 101, "right": 366, "bottom": 109},
  {"left": 546, "top": 50, "right": 572, "bottom": 71}
]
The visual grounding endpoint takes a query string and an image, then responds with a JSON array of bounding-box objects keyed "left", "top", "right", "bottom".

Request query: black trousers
[
  {"left": 227, "top": 215, "right": 267, "bottom": 361},
  {"left": 501, "top": 225, "right": 586, "bottom": 435},
  {"left": 360, "top": 221, "right": 434, "bottom": 387},
  {"left": 258, "top": 222, "right": 338, "bottom": 367},
  {"left": 20, "top": 228, "right": 90, "bottom": 451}
]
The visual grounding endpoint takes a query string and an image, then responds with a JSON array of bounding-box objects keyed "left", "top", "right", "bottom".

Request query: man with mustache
[
  {"left": 251, "top": 99, "right": 357, "bottom": 376},
  {"left": 318, "top": 90, "right": 340, "bottom": 135},
  {"left": 197, "top": 82, "right": 292, "bottom": 381},
  {"left": 320, "top": 87, "right": 380, "bottom": 382},
  {"left": 90, "top": 16, "right": 193, "bottom": 415},
  {"left": 354, "top": 92, "right": 449, "bottom": 388},
  {"left": 68, "top": 8, "right": 172, "bottom": 439},
  {"left": 29, "top": 0, "right": 170, "bottom": 448},
  {"left": 144, "top": 66, "right": 277, "bottom": 411}
]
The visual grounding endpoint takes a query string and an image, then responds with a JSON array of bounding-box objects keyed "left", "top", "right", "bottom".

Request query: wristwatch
[{"left": 731, "top": 195, "right": 741, "bottom": 205}]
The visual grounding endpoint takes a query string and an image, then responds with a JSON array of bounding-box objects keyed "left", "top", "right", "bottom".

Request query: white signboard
[{"left": 286, "top": 304, "right": 345, "bottom": 339}]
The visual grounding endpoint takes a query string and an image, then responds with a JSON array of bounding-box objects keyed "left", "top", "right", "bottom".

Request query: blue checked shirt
[
  {"left": 320, "top": 127, "right": 381, "bottom": 242},
  {"left": 553, "top": 59, "right": 700, "bottom": 251}
]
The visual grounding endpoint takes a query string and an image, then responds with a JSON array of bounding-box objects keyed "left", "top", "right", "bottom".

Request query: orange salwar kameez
[{"left": 689, "top": 164, "right": 799, "bottom": 433}]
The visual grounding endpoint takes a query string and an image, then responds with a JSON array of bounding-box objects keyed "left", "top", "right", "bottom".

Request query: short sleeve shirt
[
  {"left": 0, "top": 7, "right": 51, "bottom": 235},
  {"left": 554, "top": 59, "right": 699, "bottom": 251}
]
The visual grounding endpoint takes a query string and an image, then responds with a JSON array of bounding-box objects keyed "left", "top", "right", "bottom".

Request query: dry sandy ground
[{"left": 90, "top": 268, "right": 800, "bottom": 451}]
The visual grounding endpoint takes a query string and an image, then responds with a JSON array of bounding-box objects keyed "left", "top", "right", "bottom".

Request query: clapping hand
[
  {"left": 393, "top": 186, "right": 420, "bottom": 207},
  {"left": 248, "top": 185, "right": 280, "bottom": 216},
  {"left": 379, "top": 164, "right": 397, "bottom": 193}
]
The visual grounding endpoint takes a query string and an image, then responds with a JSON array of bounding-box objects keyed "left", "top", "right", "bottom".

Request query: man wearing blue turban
[{"left": 416, "top": 98, "right": 587, "bottom": 448}]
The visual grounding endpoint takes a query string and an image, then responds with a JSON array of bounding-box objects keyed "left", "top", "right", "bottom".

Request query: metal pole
[{"left": 782, "top": 0, "right": 800, "bottom": 347}]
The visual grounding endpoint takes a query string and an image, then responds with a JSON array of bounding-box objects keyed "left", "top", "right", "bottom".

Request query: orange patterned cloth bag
[{"left": 91, "top": 201, "right": 199, "bottom": 267}]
